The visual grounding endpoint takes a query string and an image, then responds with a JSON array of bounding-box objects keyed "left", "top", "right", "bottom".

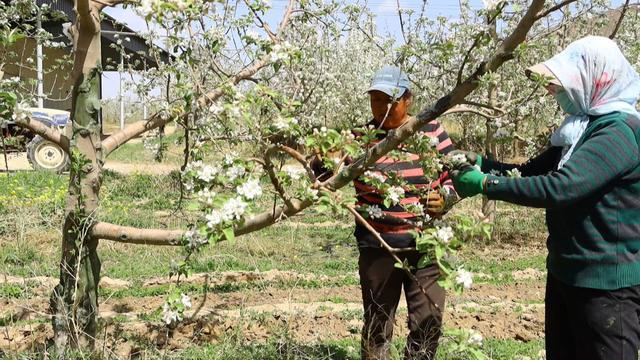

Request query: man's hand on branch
[{"left": 422, "top": 190, "right": 446, "bottom": 217}]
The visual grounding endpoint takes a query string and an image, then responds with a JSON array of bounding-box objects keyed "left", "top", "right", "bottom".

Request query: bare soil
[{"left": 0, "top": 269, "right": 545, "bottom": 355}]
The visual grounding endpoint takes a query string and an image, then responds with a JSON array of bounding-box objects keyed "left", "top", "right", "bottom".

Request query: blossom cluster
[{"left": 162, "top": 293, "right": 192, "bottom": 325}]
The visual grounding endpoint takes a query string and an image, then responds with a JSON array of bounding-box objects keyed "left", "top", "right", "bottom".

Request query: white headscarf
[{"left": 542, "top": 36, "right": 640, "bottom": 168}]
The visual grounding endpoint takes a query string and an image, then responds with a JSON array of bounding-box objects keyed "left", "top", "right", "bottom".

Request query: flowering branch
[{"left": 455, "top": 1, "right": 507, "bottom": 85}]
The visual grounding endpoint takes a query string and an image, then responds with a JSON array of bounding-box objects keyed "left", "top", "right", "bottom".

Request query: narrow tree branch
[
  {"left": 91, "top": 0, "right": 131, "bottom": 9},
  {"left": 456, "top": 1, "right": 507, "bottom": 85},
  {"left": 13, "top": 117, "right": 71, "bottom": 154},
  {"left": 92, "top": 222, "right": 186, "bottom": 245},
  {"left": 268, "top": 145, "right": 317, "bottom": 182},
  {"left": 535, "top": 0, "right": 578, "bottom": 20},
  {"left": 609, "top": 0, "right": 631, "bottom": 40},
  {"left": 264, "top": 150, "right": 295, "bottom": 209},
  {"left": 441, "top": 105, "right": 502, "bottom": 120}
]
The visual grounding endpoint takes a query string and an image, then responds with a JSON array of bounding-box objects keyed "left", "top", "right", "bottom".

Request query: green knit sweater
[{"left": 482, "top": 112, "right": 640, "bottom": 290}]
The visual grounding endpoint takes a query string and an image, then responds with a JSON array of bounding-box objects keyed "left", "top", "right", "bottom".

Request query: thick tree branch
[
  {"left": 92, "top": 222, "right": 187, "bottom": 245},
  {"left": 101, "top": 0, "right": 296, "bottom": 157},
  {"left": 13, "top": 117, "right": 71, "bottom": 154}
]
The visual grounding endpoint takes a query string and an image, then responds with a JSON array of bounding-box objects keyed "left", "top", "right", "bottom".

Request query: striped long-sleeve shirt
[
  {"left": 483, "top": 112, "right": 640, "bottom": 290},
  {"left": 354, "top": 119, "right": 455, "bottom": 249}
]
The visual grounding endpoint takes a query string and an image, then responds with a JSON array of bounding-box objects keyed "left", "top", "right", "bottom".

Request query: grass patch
[
  {"left": 464, "top": 254, "right": 547, "bottom": 285},
  {"left": 107, "top": 131, "right": 185, "bottom": 165}
]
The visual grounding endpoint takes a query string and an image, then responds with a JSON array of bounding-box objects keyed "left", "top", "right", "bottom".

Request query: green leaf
[
  {"left": 417, "top": 254, "right": 431, "bottom": 269},
  {"left": 222, "top": 226, "right": 235, "bottom": 245},
  {"left": 393, "top": 261, "right": 404, "bottom": 269}
]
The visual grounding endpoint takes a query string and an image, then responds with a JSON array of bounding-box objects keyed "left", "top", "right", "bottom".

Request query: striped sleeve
[
  {"left": 485, "top": 118, "right": 640, "bottom": 208},
  {"left": 421, "top": 120, "right": 455, "bottom": 155},
  {"left": 420, "top": 120, "right": 458, "bottom": 203}
]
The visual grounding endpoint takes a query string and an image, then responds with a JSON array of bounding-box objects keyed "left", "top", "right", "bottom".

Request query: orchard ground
[{"left": 0, "top": 129, "right": 549, "bottom": 359}]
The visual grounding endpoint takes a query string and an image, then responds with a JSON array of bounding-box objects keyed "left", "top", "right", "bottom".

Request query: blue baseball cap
[{"left": 367, "top": 65, "right": 411, "bottom": 99}]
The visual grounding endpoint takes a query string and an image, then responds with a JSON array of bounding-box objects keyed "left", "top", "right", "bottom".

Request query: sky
[{"left": 101, "top": 0, "right": 488, "bottom": 100}]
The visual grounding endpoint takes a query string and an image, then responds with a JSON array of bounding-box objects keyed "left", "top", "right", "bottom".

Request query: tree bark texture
[{"left": 50, "top": 0, "right": 103, "bottom": 350}]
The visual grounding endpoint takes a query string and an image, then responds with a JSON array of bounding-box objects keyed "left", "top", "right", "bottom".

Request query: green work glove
[
  {"left": 451, "top": 167, "right": 487, "bottom": 198},
  {"left": 448, "top": 150, "right": 483, "bottom": 169}
]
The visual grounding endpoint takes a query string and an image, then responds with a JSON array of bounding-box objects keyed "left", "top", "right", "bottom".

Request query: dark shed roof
[{"left": 6, "top": 0, "right": 171, "bottom": 70}]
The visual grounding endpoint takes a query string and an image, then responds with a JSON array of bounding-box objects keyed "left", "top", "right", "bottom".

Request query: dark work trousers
[
  {"left": 546, "top": 273, "right": 640, "bottom": 359},
  {"left": 358, "top": 247, "right": 446, "bottom": 360}
]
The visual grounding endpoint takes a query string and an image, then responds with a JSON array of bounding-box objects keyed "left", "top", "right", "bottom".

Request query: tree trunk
[{"left": 50, "top": 0, "right": 103, "bottom": 350}]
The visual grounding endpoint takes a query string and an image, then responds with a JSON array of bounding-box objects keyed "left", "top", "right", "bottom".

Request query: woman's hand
[{"left": 451, "top": 167, "right": 487, "bottom": 198}]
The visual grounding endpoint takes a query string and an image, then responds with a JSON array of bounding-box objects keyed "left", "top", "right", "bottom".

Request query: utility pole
[{"left": 36, "top": 6, "right": 44, "bottom": 108}]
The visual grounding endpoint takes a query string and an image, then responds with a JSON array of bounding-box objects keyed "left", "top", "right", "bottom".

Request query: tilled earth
[{"left": 0, "top": 268, "right": 545, "bottom": 358}]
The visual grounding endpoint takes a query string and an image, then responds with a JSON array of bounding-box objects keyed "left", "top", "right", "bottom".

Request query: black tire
[{"left": 26, "top": 136, "right": 70, "bottom": 173}]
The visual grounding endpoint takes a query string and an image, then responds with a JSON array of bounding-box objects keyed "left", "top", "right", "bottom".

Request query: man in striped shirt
[{"left": 355, "top": 66, "right": 456, "bottom": 360}]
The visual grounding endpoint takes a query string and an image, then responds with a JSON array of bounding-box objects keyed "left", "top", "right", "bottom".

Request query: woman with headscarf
[{"left": 450, "top": 36, "right": 640, "bottom": 359}]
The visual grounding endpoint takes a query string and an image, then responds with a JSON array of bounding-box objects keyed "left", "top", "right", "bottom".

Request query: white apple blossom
[
  {"left": 180, "top": 293, "right": 192, "bottom": 309},
  {"left": 285, "top": 167, "right": 304, "bottom": 180},
  {"left": 387, "top": 186, "right": 405, "bottom": 205},
  {"left": 435, "top": 226, "right": 454, "bottom": 244},
  {"left": 221, "top": 197, "right": 247, "bottom": 221},
  {"left": 136, "top": 0, "right": 159, "bottom": 17},
  {"left": 482, "top": 0, "right": 501, "bottom": 11},
  {"left": 197, "top": 165, "right": 219, "bottom": 183},
  {"left": 197, "top": 188, "right": 216, "bottom": 205},
  {"left": 245, "top": 29, "right": 262, "bottom": 42},
  {"left": 455, "top": 269, "right": 473, "bottom": 289},
  {"left": 429, "top": 136, "right": 440, "bottom": 147},
  {"left": 162, "top": 303, "right": 180, "bottom": 325},
  {"left": 185, "top": 160, "right": 203, "bottom": 172},
  {"left": 237, "top": 179, "right": 262, "bottom": 200},
  {"left": 205, "top": 210, "right": 222, "bottom": 228},
  {"left": 507, "top": 168, "right": 522, "bottom": 178},
  {"left": 307, "top": 188, "right": 319, "bottom": 200},
  {"left": 366, "top": 205, "right": 383, "bottom": 219},
  {"left": 273, "top": 116, "right": 290, "bottom": 131},
  {"left": 364, "top": 170, "right": 386, "bottom": 183},
  {"left": 209, "top": 103, "right": 223, "bottom": 115},
  {"left": 226, "top": 165, "right": 246, "bottom": 181},
  {"left": 224, "top": 153, "right": 237, "bottom": 165}
]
